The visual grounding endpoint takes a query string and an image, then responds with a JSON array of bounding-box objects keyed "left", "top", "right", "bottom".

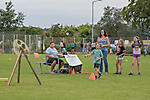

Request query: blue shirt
[
  {"left": 98, "top": 38, "right": 108, "bottom": 51},
  {"left": 91, "top": 49, "right": 103, "bottom": 64},
  {"left": 72, "top": 43, "right": 75, "bottom": 47},
  {"left": 46, "top": 47, "right": 58, "bottom": 60}
]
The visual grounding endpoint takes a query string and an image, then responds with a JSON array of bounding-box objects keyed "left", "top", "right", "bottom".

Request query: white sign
[{"left": 64, "top": 55, "right": 82, "bottom": 66}]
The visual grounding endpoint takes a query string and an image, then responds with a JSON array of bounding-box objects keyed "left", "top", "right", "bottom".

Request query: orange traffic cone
[
  {"left": 71, "top": 68, "right": 75, "bottom": 75},
  {"left": 89, "top": 73, "right": 95, "bottom": 80}
]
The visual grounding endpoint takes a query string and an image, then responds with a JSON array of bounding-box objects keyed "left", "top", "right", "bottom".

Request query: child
[
  {"left": 91, "top": 41, "right": 96, "bottom": 51},
  {"left": 62, "top": 47, "right": 68, "bottom": 55},
  {"left": 128, "top": 36, "right": 142, "bottom": 75},
  {"left": 60, "top": 41, "right": 64, "bottom": 51},
  {"left": 87, "top": 41, "right": 91, "bottom": 53},
  {"left": 144, "top": 46, "right": 148, "bottom": 56},
  {"left": 113, "top": 39, "right": 126, "bottom": 75},
  {"left": 71, "top": 41, "right": 75, "bottom": 54},
  {"left": 84, "top": 44, "right": 103, "bottom": 79}
]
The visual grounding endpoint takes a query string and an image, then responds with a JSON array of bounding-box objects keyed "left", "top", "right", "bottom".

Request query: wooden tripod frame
[{"left": 8, "top": 47, "right": 41, "bottom": 86}]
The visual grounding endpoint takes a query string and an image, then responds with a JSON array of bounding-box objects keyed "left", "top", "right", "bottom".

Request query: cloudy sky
[{"left": 0, "top": 0, "right": 129, "bottom": 28}]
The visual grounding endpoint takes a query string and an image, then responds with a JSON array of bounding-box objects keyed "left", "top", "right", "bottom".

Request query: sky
[{"left": 0, "top": 0, "right": 129, "bottom": 28}]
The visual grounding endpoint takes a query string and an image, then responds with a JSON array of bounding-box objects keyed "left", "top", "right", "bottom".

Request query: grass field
[{"left": 0, "top": 54, "right": 150, "bottom": 100}]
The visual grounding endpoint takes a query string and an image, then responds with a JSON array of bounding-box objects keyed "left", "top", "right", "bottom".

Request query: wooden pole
[
  {"left": 8, "top": 50, "right": 22, "bottom": 86},
  {"left": 22, "top": 50, "right": 42, "bottom": 85},
  {"left": 17, "top": 55, "right": 21, "bottom": 83}
]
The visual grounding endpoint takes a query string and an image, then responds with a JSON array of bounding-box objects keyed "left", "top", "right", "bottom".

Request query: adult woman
[
  {"left": 46, "top": 42, "right": 64, "bottom": 74},
  {"left": 97, "top": 30, "right": 110, "bottom": 74}
]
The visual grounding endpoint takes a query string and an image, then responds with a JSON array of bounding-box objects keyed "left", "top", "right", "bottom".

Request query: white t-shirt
[
  {"left": 60, "top": 42, "right": 64, "bottom": 48},
  {"left": 132, "top": 43, "right": 142, "bottom": 54}
]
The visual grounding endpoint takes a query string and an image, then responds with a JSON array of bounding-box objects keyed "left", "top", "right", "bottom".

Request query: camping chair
[{"left": 34, "top": 53, "right": 51, "bottom": 74}]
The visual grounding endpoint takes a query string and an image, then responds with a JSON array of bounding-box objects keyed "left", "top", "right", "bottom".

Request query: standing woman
[{"left": 97, "top": 30, "right": 110, "bottom": 74}]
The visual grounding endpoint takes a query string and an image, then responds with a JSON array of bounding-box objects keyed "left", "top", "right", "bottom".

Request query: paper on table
[{"left": 64, "top": 55, "right": 82, "bottom": 66}]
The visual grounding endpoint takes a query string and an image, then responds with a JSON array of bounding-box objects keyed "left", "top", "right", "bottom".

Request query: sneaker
[
  {"left": 118, "top": 72, "right": 122, "bottom": 75},
  {"left": 50, "top": 72, "right": 55, "bottom": 74},
  {"left": 98, "top": 73, "right": 102, "bottom": 79},
  {"left": 138, "top": 72, "right": 141, "bottom": 75},
  {"left": 113, "top": 72, "right": 119, "bottom": 74},
  {"left": 95, "top": 76, "right": 98, "bottom": 80},
  {"left": 105, "top": 72, "right": 108, "bottom": 75},
  {"left": 128, "top": 73, "right": 133, "bottom": 75}
]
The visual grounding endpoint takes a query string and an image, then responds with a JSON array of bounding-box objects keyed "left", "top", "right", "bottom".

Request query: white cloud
[{"left": 0, "top": 0, "right": 129, "bottom": 28}]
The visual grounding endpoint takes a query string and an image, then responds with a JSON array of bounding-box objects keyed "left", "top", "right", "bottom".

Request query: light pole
[{"left": 92, "top": 0, "right": 102, "bottom": 42}]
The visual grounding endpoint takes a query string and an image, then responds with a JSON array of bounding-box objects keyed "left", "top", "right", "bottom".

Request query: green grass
[{"left": 0, "top": 54, "right": 150, "bottom": 100}]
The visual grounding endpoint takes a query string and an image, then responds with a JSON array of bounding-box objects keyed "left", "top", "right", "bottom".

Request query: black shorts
[
  {"left": 47, "top": 58, "right": 64, "bottom": 64},
  {"left": 72, "top": 47, "right": 74, "bottom": 49},
  {"left": 94, "top": 63, "right": 100, "bottom": 68},
  {"left": 91, "top": 47, "right": 96, "bottom": 51},
  {"left": 63, "top": 52, "right": 68, "bottom": 55}
]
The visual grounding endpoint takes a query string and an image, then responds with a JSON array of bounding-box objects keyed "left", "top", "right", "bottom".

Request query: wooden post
[
  {"left": 17, "top": 55, "right": 21, "bottom": 83},
  {"left": 23, "top": 50, "right": 42, "bottom": 85},
  {"left": 8, "top": 50, "right": 22, "bottom": 86},
  {"left": 8, "top": 47, "right": 42, "bottom": 86}
]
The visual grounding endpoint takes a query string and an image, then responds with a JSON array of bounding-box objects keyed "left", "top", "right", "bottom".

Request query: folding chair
[{"left": 34, "top": 53, "right": 51, "bottom": 74}]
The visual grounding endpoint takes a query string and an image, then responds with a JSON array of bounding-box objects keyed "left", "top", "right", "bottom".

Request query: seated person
[{"left": 46, "top": 42, "right": 64, "bottom": 74}]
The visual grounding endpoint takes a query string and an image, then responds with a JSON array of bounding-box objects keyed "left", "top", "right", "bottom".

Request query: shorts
[
  {"left": 63, "top": 52, "right": 68, "bottom": 55},
  {"left": 47, "top": 58, "right": 64, "bottom": 64},
  {"left": 94, "top": 63, "right": 100, "bottom": 68},
  {"left": 133, "top": 54, "right": 141, "bottom": 58},
  {"left": 117, "top": 56, "right": 124, "bottom": 60},
  {"left": 91, "top": 47, "right": 96, "bottom": 51},
  {"left": 72, "top": 47, "right": 74, "bottom": 49}
]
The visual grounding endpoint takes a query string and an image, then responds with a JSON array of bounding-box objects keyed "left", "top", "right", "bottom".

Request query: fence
[{"left": 0, "top": 34, "right": 150, "bottom": 54}]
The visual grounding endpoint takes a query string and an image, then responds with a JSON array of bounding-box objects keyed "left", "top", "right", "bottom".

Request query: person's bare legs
[
  {"left": 131, "top": 58, "right": 136, "bottom": 73},
  {"left": 95, "top": 68, "right": 99, "bottom": 79},
  {"left": 95, "top": 68, "right": 98, "bottom": 76},
  {"left": 119, "top": 60, "right": 123, "bottom": 73},
  {"left": 137, "top": 57, "right": 141, "bottom": 73},
  {"left": 116, "top": 60, "right": 119, "bottom": 73},
  {"left": 51, "top": 60, "right": 56, "bottom": 74}
]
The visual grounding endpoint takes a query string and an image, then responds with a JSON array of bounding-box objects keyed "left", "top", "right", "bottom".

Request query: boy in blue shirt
[{"left": 84, "top": 44, "right": 103, "bottom": 79}]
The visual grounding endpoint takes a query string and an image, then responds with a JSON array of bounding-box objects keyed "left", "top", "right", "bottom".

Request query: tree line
[{"left": 0, "top": 0, "right": 149, "bottom": 38}]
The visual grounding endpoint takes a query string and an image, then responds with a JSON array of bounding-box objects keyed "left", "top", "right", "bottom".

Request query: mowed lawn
[{"left": 0, "top": 54, "right": 150, "bottom": 100}]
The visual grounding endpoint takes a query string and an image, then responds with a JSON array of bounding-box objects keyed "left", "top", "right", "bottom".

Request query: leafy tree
[
  {"left": 122, "top": 0, "right": 150, "bottom": 37},
  {"left": 61, "top": 25, "right": 78, "bottom": 37},
  {"left": 78, "top": 24, "right": 92, "bottom": 38},
  {"left": 97, "top": 6, "right": 134, "bottom": 37},
  {"left": 46, "top": 24, "right": 63, "bottom": 37},
  {"left": 19, "top": 26, "right": 44, "bottom": 35},
  {"left": 0, "top": 1, "right": 25, "bottom": 32}
]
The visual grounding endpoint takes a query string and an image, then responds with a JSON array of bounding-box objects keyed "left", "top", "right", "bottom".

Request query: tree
[
  {"left": 19, "top": 26, "right": 44, "bottom": 35},
  {"left": 0, "top": 1, "right": 25, "bottom": 32},
  {"left": 97, "top": 6, "right": 134, "bottom": 37},
  {"left": 46, "top": 24, "right": 63, "bottom": 37},
  {"left": 122, "top": 0, "right": 150, "bottom": 37},
  {"left": 78, "top": 24, "right": 92, "bottom": 38}
]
